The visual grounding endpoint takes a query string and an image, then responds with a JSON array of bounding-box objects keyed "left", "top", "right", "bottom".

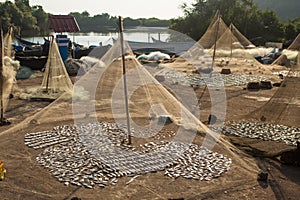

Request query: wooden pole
[
  {"left": 230, "top": 24, "right": 233, "bottom": 59},
  {"left": 198, "top": 10, "right": 221, "bottom": 104},
  {"left": 45, "top": 35, "right": 54, "bottom": 93},
  {"left": 212, "top": 10, "right": 220, "bottom": 65},
  {"left": 0, "top": 28, "right": 4, "bottom": 123},
  {"left": 119, "top": 16, "right": 131, "bottom": 145}
]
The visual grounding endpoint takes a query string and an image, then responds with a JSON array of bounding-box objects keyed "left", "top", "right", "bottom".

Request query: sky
[{"left": 7, "top": 0, "right": 195, "bottom": 19}]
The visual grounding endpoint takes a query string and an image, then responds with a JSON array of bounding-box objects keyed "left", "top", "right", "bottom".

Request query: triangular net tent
[
  {"left": 245, "top": 62, "right": 300, "bottom": 126},
  {"left": 287, "top": 33, "right": 300, "bottom": 50},
  {"left": 207, "top": 23, "right": 264, "bottom": 74},
  {"left": 0, "top": 34, "right": 259, "bottom": 199},
  {"left": 229, "top": 23, "right": 255, "bottom": 49},
  {"left": 3, "top": 26, "right": 13, "bottom": 58},
  {"left": 272, "top": 33, "right": 300, "bottom": 66},
  {"left": 198, "top": 16, "right": 228, "bottom": 49},
  {"left": 1, "top": 27, "right": 18, "bottom": 116},
  {"left": 212, "top": 24, "right": 245, "bottom": 50},
  {"left": 41, "top": 37, "right": 73, "bottom": 93},
  {"left": 23, "top": 36, "right": 73, "bottom": 100}
]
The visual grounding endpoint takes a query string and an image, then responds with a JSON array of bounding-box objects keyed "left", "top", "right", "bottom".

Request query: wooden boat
[
  {"left": 113, "top": 38, "right": 194, "bottom": 56},
  {"left": 151, "top": 38, "right": 195, "bottom": 55},
  {"left": 15, "top": 35, "right": 40, "bottom": 46},
  {"left": 73, "top": 44, "right": 112, "bottom": 59},
  {"left": 14, "top": 36, "right": 50, "bottom": 56},
  {"left": 14, "top": 55, "right": 48, "bottom": 70}
]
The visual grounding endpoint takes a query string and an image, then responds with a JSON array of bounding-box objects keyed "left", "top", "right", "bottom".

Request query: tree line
[
  {"left": 253, "top": 0, "right": 300, "bottom": 21},
  {"left": 0, "top": 0, "right": 48, "bottom": 36},
  {"left": 68, "top": 12, "right": 170, "bottom": 33},
  {"left": 0, "top": 0, "right": 299, "bottom": 46},
  {"left": 0, "top": 0, "right": 170, "bottom": 36},
  {"left": 170, "top": 0, "right": 300, "bottom": 46}
]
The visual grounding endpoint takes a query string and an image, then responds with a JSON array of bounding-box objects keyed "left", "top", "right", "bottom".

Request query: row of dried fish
[
  {"left": 25, "top": 122, "right": 232, "bottom": 189},
  {"left": 273, "top": 70, "right": 300, "bottom": 78},
  {"left": 165, "top": 144, "right": 232, "bottom": 180},
  {"left": 24, "top": 126, "right": 77, "bottom": 149},
  {"left": 223, "top": 121, "right": 300, "bottom": 146},
  {"left": 165, "top": 71, "right": 269, "bottom": 87}
]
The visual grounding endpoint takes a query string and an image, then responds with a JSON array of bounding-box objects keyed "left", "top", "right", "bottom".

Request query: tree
[
  {"left": 20, "top": 11, "right": 39, "bottom": 35},
  {"left": 170, "top": 0, "right": 287, "bottom": 45},
  {"left": 253, "top": 0, "right": 300, "bottom": 20},
  {"left": 258, "top": 10, "right": 284, "bottom": 42},
  {"left": 0, "top": 0, "right": 46, "bottom": 36},
  {"left": 32, "top": 5, "right": 48, "bottom": 35},
  {"left": 0, "top": 1, "right": 22, "bottom": 33},
  {"left": 81, "top": 11, "right": 90, "bottom": 18},
  {"left": 284, "top": 18, "right": 300, "bottom": 40},
  {"left": 15, "top": 0, "right": 31, "bottom": 12},
  {"left": 124, "top": 17, "right": 141, "bottom": 27},
  {"left": 0, "top": 1, "right": 170, "bottom": 36}
]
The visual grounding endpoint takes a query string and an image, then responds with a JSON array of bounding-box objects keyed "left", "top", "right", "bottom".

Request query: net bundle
[
  {"left": 272, "top": 33, "right": 300, "bottom": 66},
  {"left": 3, "top": 27, "right": 13, "bottom": 58},
  {"left": 41, "top": 37, "right": 73, "bottom": 94}
]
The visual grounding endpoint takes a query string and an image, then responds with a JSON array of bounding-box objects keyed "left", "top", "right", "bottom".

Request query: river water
[{"left": 21, "top": 27, "right": 171, "bottom": 47}]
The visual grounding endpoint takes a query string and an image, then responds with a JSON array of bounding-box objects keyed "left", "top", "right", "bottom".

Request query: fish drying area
[
  {"left": 10, "top": 65, "right": 298, "bottom": 198},
  {"left": 0, "top": 65, "right": 299, "bottom": 199},
  {"left": 24, "top": 122, "right": 232, "bottom": 189},
  {"left": 165, "top": 71, "right": 269, "bottom": 87}
]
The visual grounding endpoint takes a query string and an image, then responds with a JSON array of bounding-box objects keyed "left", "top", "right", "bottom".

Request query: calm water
[{"left": 21, "top": 27, "right": 171, "bottom": 47}]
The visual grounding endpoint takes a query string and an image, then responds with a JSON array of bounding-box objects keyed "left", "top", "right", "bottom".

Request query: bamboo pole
[
  {"left": 230, "top": 24, "right": 233, "bottom": 59},
  {"left": 212, "top": 10, "right": 220, "bottom": 65},
  {"left": 45, "top": 35, "right": 54, "bottom": 93},
  {"left": 0, "top": 28, "right": 4, "bottom": 123},
  {"left": 119, "top": 16, "right": 131, "bottom": 145},
  {"left": 198, "top": 10, "right": 221, "bottom": 106}
]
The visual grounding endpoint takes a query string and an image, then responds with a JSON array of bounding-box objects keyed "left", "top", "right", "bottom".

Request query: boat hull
[{"left": 15, "top": 56, "right": 48, "bottom": 70}]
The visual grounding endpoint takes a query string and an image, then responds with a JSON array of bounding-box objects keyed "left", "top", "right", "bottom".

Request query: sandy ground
[{"left": 0, "top": 63, "right": 299, "bottom": 200}]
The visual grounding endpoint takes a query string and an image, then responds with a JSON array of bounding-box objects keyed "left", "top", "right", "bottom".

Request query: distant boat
[
  {"left": 15, "top": 55, "right": 48, "bottom": 70},
  {"left": 72, "top": 42, "right": 112, "bottom": 59},
  {"left": 151, "top": 37, "right": 195, "bottom": 55},
  {"left": 112, "top": 38, "right": 194, "bottom": 56},
  {"left": 15, "top": 35, "right": 40, "bottom": 46},
  {"left": 14, "top": 36, "right": 111, "bottom": 69}
]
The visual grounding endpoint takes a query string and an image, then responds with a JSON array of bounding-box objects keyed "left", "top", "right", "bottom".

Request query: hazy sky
[{"left": 13, "top": 0, "right": 196, "bottom": 19}]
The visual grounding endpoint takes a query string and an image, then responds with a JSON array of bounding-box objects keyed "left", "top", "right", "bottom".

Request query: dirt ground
[{"left": 0, "top": 63, "right": 299, "bottom": 200}]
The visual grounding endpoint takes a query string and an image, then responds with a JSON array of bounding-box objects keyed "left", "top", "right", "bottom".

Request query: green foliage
[
  {"left": 1, "top": 0, "right": 296, "bottom": 46},
  {"left": 139, "top": 18, "right": 170, "bottom": 27},
  {"left": 0, "top": 1, "right": 170, "bottom": 36},
  {"left": 0, "top": 0, "right": 41, "bottom": 36},
  {"left": 15, "top": 0, "right": 30, "bottom": 12},
  {"left": 253, "top": 0, "right": 300, "bottom": 21},
  {"left": 69, "top": 12, "right": 170, "bottom": 33},
  {"left": 0, "top": 1, "right": 22, "bottom": 33},
  {"left": 69, "top": 12, "right": 118, "bottom": 32},
  {"left": 170, "top": 0, "right": 300, "bottom": 46},
  {"left": 32, "top": 6, "right": 48, "bottom": 35}
]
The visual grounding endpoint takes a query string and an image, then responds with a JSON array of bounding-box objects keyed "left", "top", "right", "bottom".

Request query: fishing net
[
  {"left": 297, "top": 51, "right": 300, "bottom": 66},
  {"left": 272, "top": 34, "right": 300, "bottom": 66},
  {"left": 41, "top": 38, "right": 73, "bottom": 93},
  {"left": 198, "top": 17, "right": 228, "bottom": 49},
  {"left": 3, "top": 27, "right": 13, "bottom": 58},
  {"left": 15, "top": 37, "right": 74, "bottom": 100},
  {"left": 287, "top": 33, "right": 300, "bottom": 50},
  {"left": 0, "top": 28, "right": 19, "bottom": 114},
  {"left": 197, "top": 14, "right": 264, "bottom": 75},
  {"left": 206, "top": 24, "right": 265, "bottom": 75},
  {"left": 0, "top": 32, "right": 260, "bottom": 199},
  {"left": 247, "top": 62, "right": 300, "bottom": 126},
  {"left": 229, "top": 24, "right": 255, "bottom": 49}
]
